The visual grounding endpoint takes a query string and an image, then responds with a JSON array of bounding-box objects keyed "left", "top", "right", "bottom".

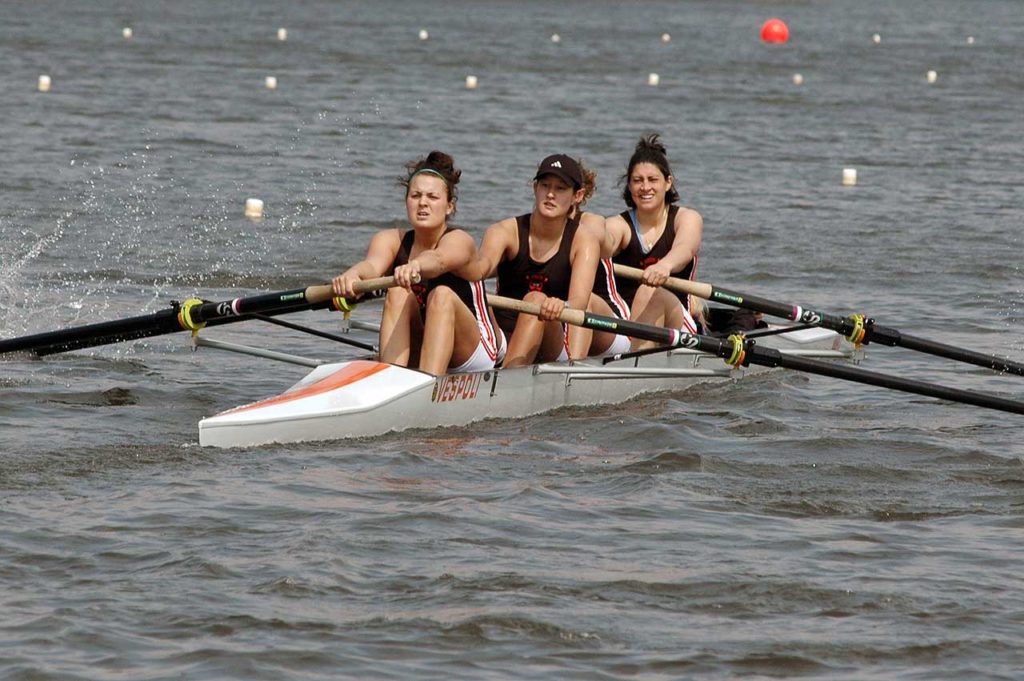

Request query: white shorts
[
  {"left": 559, "top": 325, "right": 630, "bottom": 361},
  {"left": 591, "top": 332, "right": 631, "bottom": 358},
  {"left": 451, "top": 329, "right": 506, "bottom": 373},
  {"left": 679, "top": 302, "right": 699, "bottom": 334}
]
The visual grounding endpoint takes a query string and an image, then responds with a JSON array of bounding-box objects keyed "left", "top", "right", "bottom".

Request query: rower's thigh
[
  {"left": 538, "top": 320, "right": 568, "bottom": 362},
  {"left": 586, "top": 293, "right": 622, "bottom": 355},
  {"left": 429, "top": 286, "right": 483, "bottom": 366},
  {"left": 653, "top": 288, "right": 685, "bottom": 329},
  {"left": 381, "top": 287, "right": 423, "bottom": 364}
]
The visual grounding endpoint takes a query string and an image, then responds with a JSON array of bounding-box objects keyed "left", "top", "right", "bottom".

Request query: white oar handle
[
  {"left": 488, "top": 294, "right": 586, "bottom": 326},
  {"left": 612, "top": 263, "right": 713, "bottom": 300},
  {"left": 303, "top": 274, "right": 419, "bottom": 305}
]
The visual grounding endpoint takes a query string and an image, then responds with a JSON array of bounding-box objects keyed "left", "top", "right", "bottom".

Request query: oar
[
  {"left": 613, "top": 263, "right": 1024, "bottom": 377},
  {"left": 488, "top": 295, "right": 1024, "bottom": 417},
  {"left": 0, "top": 276, "right": 399, "bottom": 358}
]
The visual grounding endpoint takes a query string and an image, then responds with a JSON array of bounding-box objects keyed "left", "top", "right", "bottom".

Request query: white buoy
[
  {"left": 244, "top": 198, "right": 264, "bottom": 218},
  {"left": 842, "top": 168, "right": 857, "bottom": 186},
  {"left": 792, "top": 73, "right": 804, "bottom": 85},
  {"left": 872, "top": 33, "right": 881, "bottom": 44},
  {"left": 465, "top": 75, "right": 478, "bottom": 89},
  {"left": 926, "top": 70, "right": 938, "bottom": 84},
  {"left": 277, "top": 27, "right": 288, "bottom": 41},
  {"left": 38, "top": 74, "right": 51, "bottom": 92},
  {"left": 966, "top": 36, "right": 975, "bottom": 45},
  {"left": 419, "top": 29, "right": 429, "bottom": 41},
  {"left": 661, "top": 33, "right": 671, "bottom": 43},
  {"left": 551, "top": 33, "right": 561, "bottom": 43},
  {"left": 265, "top": 76, "right": 277, "bottom": 90},
  {"left": 647, "top": 73, "right": 660, "bottom": 86},
  {"left": 122, "top": 27, "right": 133, "bottom": 39}
]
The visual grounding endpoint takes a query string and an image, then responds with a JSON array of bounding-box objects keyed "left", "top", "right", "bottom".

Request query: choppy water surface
[{"left": 2, "top": 1, "right": 1023, "bottom": 678}]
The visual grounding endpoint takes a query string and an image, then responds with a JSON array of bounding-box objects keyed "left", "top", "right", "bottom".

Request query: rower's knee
[
  {"left": 425, "top": 285, "right": 458, "bottom": 310},
  {"left": 523, "top": 290, "right": 546, "bottom": 304},
  {"left": 386, "top": 286, "right": 409, "bottom": 305}
]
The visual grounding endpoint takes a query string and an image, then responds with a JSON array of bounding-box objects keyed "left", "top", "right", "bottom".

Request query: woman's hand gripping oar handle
[
  {"left": 487, "top": 294, "right": 685, "bottom": 347},
  {"left": 304, "top": 274, "right": 415, "bottom": 305},
  {"left": 487, "top": 295, "right": 587, "bottom": 327},
  {"left": 612, "top": 264, "right": 713, "bottom": 301}
]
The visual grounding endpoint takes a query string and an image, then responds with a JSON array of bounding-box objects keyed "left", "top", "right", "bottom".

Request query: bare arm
[
  {"left": 578, "top": 211, "right": 612, "bottom": 260},
  {"left": 642, "top": 207, "right": 703, "bottom": 286},
  {"left": 604, "top": 213, "right": 632, "bottom": 257},
  {"left": 568, "top": 216, "right": 603, "bottom": 310},
  {"left": 396, "top": 229, "right": 477, "bottom": 287},
  {"left": 332, "top": 229, "right": 402, "bottom": 298},
  {"left": 459, "top": 219, "right": 516, "bottom": 281},
  {"left": 539, "top": 217, "right": 602, "bottom": 321}
]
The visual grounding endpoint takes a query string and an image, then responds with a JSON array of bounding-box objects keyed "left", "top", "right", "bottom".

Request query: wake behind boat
[{"left": 197, "top": 324, "right": 847, "bottom": 448}]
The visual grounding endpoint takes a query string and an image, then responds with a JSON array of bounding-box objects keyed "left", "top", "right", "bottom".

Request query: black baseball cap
[{"left": 533, "top": 154, "right": 583, "bottom": 190}]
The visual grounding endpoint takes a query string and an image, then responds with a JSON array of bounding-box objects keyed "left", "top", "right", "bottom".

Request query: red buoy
[{"left": 761, "top": 18, "right": 790, "bottom": 44}]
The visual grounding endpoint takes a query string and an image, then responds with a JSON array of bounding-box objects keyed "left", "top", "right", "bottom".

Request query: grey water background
[{"left": 2, "top": 0, "right": 1023, "bottom": 678}]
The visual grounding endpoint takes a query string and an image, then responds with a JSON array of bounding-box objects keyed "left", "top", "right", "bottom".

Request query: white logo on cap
[{"left": 550, "top": 161, "right": 562, "bottom": 168}]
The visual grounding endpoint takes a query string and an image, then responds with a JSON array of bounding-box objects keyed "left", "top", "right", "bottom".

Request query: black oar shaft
[
  {"left": 0, "top": 300, "right": 331, "bottom": 357},
  {"left": 0, "top": 277, "right": 397, "bottom": 357},
  {"left": 249, "top": 313, "right": 377, "bottom": 352},
  {"left": 861, "top": 324, "right": 1024, "bottom": 376},
  {"left": 0, "top": 309, "right": 183, "bottom": 356},
  {"left": 489, "top": 294, "right": 684, "bottom": 346},
  {"left": 613, "top": 264, "right": 1024, "bottom": 377},
  {"left": 487, "top": 294, "right": 1024, "bottom": 417},
  {"left": 746, "top": 344, "right": 1024, "bottom": 416}
]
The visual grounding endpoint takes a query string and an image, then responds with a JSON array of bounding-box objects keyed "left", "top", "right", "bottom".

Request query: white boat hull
[{"left": 198, "top": 327, "right": 847, "bottom": 447}]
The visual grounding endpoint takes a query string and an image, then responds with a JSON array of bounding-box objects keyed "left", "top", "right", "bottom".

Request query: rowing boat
[
  {"left": 197, "top": 325, "right": 848, "bottom": 448},
  {"left": 5, "top": 273, "right": 1022, "bottom": 448}
]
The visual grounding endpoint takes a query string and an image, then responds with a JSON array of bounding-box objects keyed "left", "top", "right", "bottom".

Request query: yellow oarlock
[
  {"left": 845, "top": 313, "right": 866, "bottom": 347},
  {"left": 177, "top": 297, "right": 207, "bottom": 336},
  {"left": 332, "top": 295, "right": 356, "bottom": 321},
  {"left": 725, "top": 333, "right": 746, "bottom": 368}
]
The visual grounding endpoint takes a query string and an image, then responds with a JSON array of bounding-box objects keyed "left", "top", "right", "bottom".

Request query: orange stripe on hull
[{"left": 219, "top": 360, "right": 390, "bottom": 415}]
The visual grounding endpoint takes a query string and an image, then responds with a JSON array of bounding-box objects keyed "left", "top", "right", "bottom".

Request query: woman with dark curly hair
[{"left": 606, "top": 134, "right": 704, "bottom": 348}]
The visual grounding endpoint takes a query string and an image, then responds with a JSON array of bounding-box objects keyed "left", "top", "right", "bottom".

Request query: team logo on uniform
[
  {"left": 526, "top": 273, "right": 549, "bottom": 292},
  {"left": 640, "top": 256, "right": 660, "bottom": 268}
]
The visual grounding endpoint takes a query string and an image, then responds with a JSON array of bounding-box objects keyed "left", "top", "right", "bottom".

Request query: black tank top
[
  {"left": 393, "top": 229, "right": 485, "bottom": 319},
  {"left": 494, "top": 212, "right": 578, "bottom": 335},
  {"left": 612, "top": 205, "right": 695, "bottom": 309}
]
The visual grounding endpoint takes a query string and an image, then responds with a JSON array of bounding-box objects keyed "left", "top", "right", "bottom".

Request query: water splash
[{"left": 0, "top": 219, "right": 66, "bottom": 335}]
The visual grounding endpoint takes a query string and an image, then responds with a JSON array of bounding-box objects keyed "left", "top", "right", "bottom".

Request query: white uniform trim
[
  {"left": 451, "top": 331, "right": 504, "bottom": 373},
  {"left": 448, "top": 282, "right": 503, "bottom": 373}
]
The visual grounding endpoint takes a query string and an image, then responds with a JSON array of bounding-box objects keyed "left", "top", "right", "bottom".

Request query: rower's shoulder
[
  {"left": 484, "top": 216, "right": 519, "bottom": 236},
  {"left": 368, "top": 227, "right": 404, "bottom": 248},
  {"left": 578, "top": 211, "right": 606, "bottom": 231},
  {"left": 605, "top": 212, "right": 630, "bottom": 230},
  {"left": 440, "top": 226, "right": 477, "bottom": 246},
  {"left": 674, "top": 205, "right": 703, "bottom": 223},
  {"left": 375, "top": 226, "right": 404, "bottom": 239}
]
